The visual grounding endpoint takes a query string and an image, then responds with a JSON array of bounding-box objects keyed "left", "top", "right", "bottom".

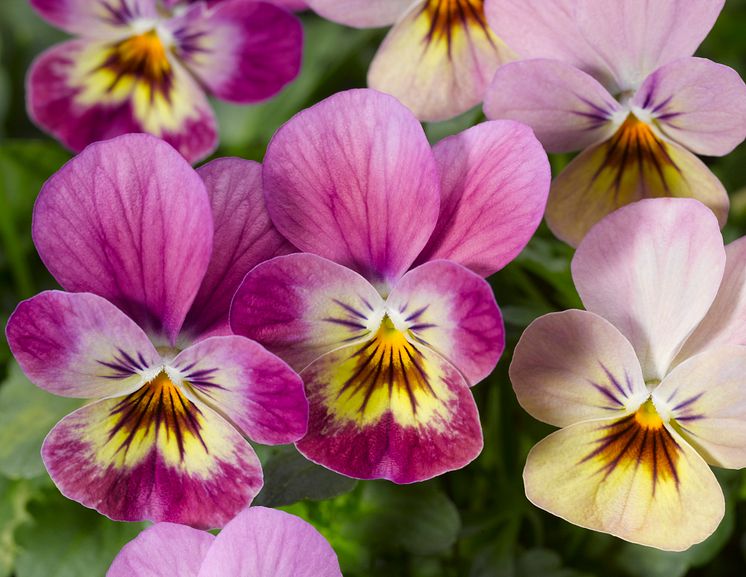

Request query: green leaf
[
  {"left": 0, "top": 477, "right": 40, "bottom": 577},
  {"left": 0, "top": 362, "right": 80, "bottom": 479}
]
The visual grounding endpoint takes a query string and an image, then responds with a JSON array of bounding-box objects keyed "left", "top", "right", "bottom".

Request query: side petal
[
  {"left": 43, "top": 387, "right": 262, "bottom": 528},
  {"left": 197, "top": 507, "right": 342, "bottom": 577},
  {"left": 169, "top": 0, "right": 302, "bottom": 103},
  {"left": 107, "top": 523, "right": 214, "bottom": 577},
  {"left": 182, "top": 158, "right": 295, "bottom": 341},
  {"left": 306, "top": 0, "right": 412, "bottom": 27},
  {"left": 262, "top": 89, "right": 440, "bottom": 287},
  {"left": 483, "top": 59, "right": 622, "bottom": 153},
  {"left": 386, "top": 260, "right": 504, "bottom": 385},
  {"left": 632, "top": 57, "right": 746, "bottom": 157},
  {"left": 510, "top": 310, "right": 648, "bottom": 429},
  {"left": 367, "top": 0, "right": 513, "bottom": 122},
  {"left": 172, "top": 336, "right": 308, "bottom": 445},
  {"left": 32, "top": 133, "right": 213, "bottom": 345},
  {"left": 524, "top": 418, "right": 724, "bottom": 551},
  {"left": 30, "top": 0, "right": 157, "bottom": 37},
  {"left": 572, "top": 198, "right": 726, "bottom": 382},
  {"left": 6, "top": 291, "right": 159, "bottom": 398},
  {"left": 546, "top": 121, "right": 730, "bottom": 247},
  {"left": 654, "top": 345, "right": 746, "bottom": 469},
  {"left": 415, "top": 120, "right": 550, "bottom": 276},
  {"left": 297, "top": 340, "right": 483, "bottom": 483},
  {"left": 27, "top": 40, "right": 218, "bottom": 163},
  {"left": 230, "top": 253, "right": 385, "bottom": 372}
]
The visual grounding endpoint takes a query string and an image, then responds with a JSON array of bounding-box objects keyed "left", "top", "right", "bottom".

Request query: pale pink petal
[
  {"left": 306, "top": 0, "right": 412, "bottom": 27},
  {"left": 30, "top": 0, "right": 157, "bottom": 37}
]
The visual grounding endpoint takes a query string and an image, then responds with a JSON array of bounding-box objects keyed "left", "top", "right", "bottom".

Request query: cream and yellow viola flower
[{"left": 510, "top": 197, "right": 746, "bottom": 551}]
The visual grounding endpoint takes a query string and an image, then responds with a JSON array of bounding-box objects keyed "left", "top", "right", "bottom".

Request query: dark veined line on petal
[
  {"left": 419, "top": 0, "right": 495, "bottom": 59},
  {"left": 97, "top": 347, "right": 149, "bottom": 379}
]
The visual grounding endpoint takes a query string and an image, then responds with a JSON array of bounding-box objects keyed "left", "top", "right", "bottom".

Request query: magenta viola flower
[
  {"left": 305, "top": 0, "right": 513, "bottom": 121},
  {"left": 107, "top": 506, "right": 342, "bottom": 577},
  {"left": 5, "top": 134, "right": 307, "bottom": 528},
  {"left": 230, "top": 89, "right": 550, "bottom": 482},
  {"left": 26, "top": 0, "right": 303, "bottom": 163},
  {"left": 511, "top": 198, "right": 746, "bottom": 550},
  {"left": 483, "top": 0, "right": 746, "bottom": 246}
]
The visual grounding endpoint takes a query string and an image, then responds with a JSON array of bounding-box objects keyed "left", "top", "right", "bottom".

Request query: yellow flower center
[
  {"left": 421, "top": 0, "right": 491, "bottom": 49},
  {"left": 111, "top": 30, "right": 172, "bottom": 85}
]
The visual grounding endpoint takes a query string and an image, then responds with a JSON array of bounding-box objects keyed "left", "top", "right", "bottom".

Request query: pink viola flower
[
  {"left": 5, "top": 134, "right": 307, "bottom": 528},
  {"left": 305, "top": 0, "right": 514, "bottom": 121},
  {"left": 510, "top": 198, "right": 746, "bottom": 550},
  {"left": 107, "top": 507, "right": 342, "bottom": 577},
  {"left": 27, "top": 0, "right": 303, "bottom": 163},
  {"left": 230, "top": 89, "right": 550, "bottom": 483},
  {"left": 483, "top": 0, "right": 746, "bottom": 246}
]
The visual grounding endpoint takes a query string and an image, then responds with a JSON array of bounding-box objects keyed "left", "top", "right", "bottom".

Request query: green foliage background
[{"left": 1, "top": 1, "right": 746, "bottom": 575}]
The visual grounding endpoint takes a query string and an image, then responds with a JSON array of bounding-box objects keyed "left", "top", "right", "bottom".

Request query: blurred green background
[{"left": 2, "top": 1, "right": 746, "bottom": 576}]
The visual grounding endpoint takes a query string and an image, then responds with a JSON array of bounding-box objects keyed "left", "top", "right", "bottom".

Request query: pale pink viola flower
[
  {"left": 5, "top": 134, "right": 307, "bottom": 528},
  {"left": 305, "top": 0, "right": 514, "bottom": 121},
  {"left": 26, "top": 0, "right": 303, "bottom": 163},
  {"left": 510, "top": 197, "right": 746, "bottom": 550},
  {"left": 483, "top": 0, "right": 746, "bottom": 246},
  {"left": 230, "top": 89, "right": 550, "bottom": 483},
  {"left": 107, "top": 507, "right": 342, "bottom": 577}
]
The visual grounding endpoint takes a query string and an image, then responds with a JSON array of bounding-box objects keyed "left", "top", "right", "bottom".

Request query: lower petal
[
  {"left": 524, "top": 417, "right": 724, "bottom": 551},
  {"left": 296, "top": 337, "right": 483, "bottom": 483},
  {"left": 43, "top": 377, "right": 262, "bottom": 528},
  {"left": 368, "top": 0, "right": 514, "bottom": 121},
  {"left": 546, "top": 117, "right": 729, "bottom": 247}
]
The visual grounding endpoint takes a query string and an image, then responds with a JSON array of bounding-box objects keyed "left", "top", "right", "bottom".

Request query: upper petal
[
  {"left": 483, "top": 59, "right": 622, "bottom": 153},
  {"left": 172, "top": 335, "right": 308, "bottom": 445},
  {"left": 415, "top": 120, "right": 550, "bottom": 276},
  {"left": 30, "top": 0, "right": 157, "bottom": 37},
  {"left": 32, "top": 134, "right": 213, "bottom": 345},
  {"left": 262, "top": 89, "right": 440, "bottom": 287},
  {"left": 169, "top": 0, "right": 302, "bottom": 103},
  {"left": 510, "top": 310, "right": 648, "bottom": 428},
  {"left": 182, "top": 158, "right": 295, "bottom": 341},
  {"left": 107, "top": 523, "right": 214, "bottom": 577},
  {"left": 485, "top": 0, "right": 725, "bottom": 93},
  {"left": 197, "top": 507, "right": 342, "bottom": 577},
  {"left": 631, "top": 57, "right": 746, "bottom": 157},
  {"left": 386, "top": 260, "right": 504, "bottom": 385},
  {"left": 230, "top": 253, "right": 385, "bottom": 372},
  {"left": 572, "top": 198, "right": 726, "bottom": 381},
  {"left": 306, "top": 0, "right": 413, "bottom": 27},
  {"left": 6, "top": 291, "right": 159, "bottom": 398}
]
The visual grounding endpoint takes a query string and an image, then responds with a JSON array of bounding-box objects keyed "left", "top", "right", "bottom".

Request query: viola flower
[
  {"left": 27, "top": 0, "right": 303, "bottom": 163},
  {"left": 483, "top": 0, "right": 746, "bottom": 246},
  {"left": 5, "top": 134, "right": 307, "bottom": 528},
  {"left": 230, "top": 89, "right": 550, "bottom": 482},
  {"left": 305, "top": 0, "right": 514, "bottom": 121},
  {"left": 510, "top": 197, "right": 746, "bottom": 550},
  {"left": 107, "top": 506, "right": 342, "bottom": 577}
]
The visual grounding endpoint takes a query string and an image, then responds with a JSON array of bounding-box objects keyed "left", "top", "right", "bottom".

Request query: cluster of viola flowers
[{"left": 6, "top": 0, "right": 746, "bottom": 572}]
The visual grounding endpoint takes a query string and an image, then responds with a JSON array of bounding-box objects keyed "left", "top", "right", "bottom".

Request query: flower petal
[
  {"left": 32, "top": 134, "right": 213, "bottom": 345},
  {"left": 386, "top": 260, "right": 504, "bottom": 385},
  {"left": 572, "top": 198, "right": 726, "bottom": 382},
  {"left": 296, "top": 336, "right": 482, "bottom": 483},
  {"left": 546, "top": 120, "right": 729, "bottom": 246},
  {"left": 27, "top": 40, "right": 218, "bottom": 163},
  {"left": 172, "top": 335, "right": 308, "bottom": 445},
  {"left": 510, "top": 310, "right": 648, "bottom": 428},
  {"left": 6, "top": 291, "right": 159, "bottom": 398},
  {"left": 483, "top": 59, "right": 622, "bottom": 153},
  {"left": 169, "top": 0, "right": 302, "bottom": 103},
  {"left": 524, "top": 417, "right": 724, "bottom": 551},
  {"left": 415, "top": 120, "right": 550, "bottom": 276},
  {"left": 196, "top": 507, "right": 342, "bottom": 577},
  {"left": 654, "top": 345, "right": 746, "bottom": 470},
  {"left": 485, "top": 0, "right": 725, "bottom": 93},
  {"left": 107, "top": 523, "right": 214, "bottom": 577},
  {"left": 306, "top": 0, "right": 412, "bottom": 27},
  {"left": 367, "top": 0, "right": 513, "bottom": 122},
  {"left": 43, "top": 381, "right": 262, "bottom": 528},
  {"left": 632, "top": 57, "right": 746, "bottom": 157},
  {"left": 30, "top": 0, "right": 157, "bottom": 37},
  {"left": 231, "top": 253, "right": 385, "bottom": 372},
  {"left": 182, "top": 158, "right": 295, "bottom": 341},
  {"left": 262, "top": 89, "right": 440, "bottom": 287}
]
